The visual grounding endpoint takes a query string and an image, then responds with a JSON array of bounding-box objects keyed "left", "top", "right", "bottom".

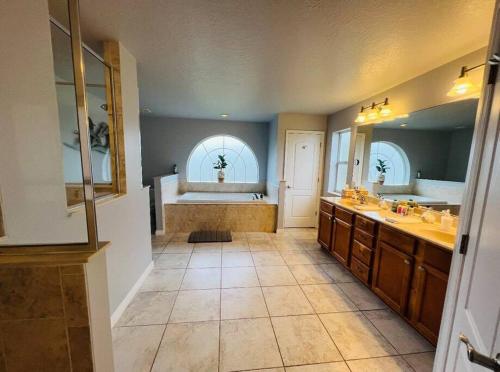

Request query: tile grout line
[{"left": 148, "top": 234, "right": 189, "bottom": 372}]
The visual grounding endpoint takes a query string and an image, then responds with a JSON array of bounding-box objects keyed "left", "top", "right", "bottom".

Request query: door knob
[
  {"left": 286, "top": 185, "right": 291, "bottom": 189},
  {"left": 459, "top": 333, "right": 500, "bottom": 371}
]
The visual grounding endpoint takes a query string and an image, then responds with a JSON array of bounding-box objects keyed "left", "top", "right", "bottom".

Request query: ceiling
[
  {"left": 78, "top": 0, "right": 494, "bottom": 122},
  {"left": 375, "top": 98, "right": 479, "bottom": 131}
]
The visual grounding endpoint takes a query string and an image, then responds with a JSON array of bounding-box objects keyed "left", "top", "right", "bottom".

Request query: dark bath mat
[{"left": 188, "top": 230, "right": 232, "bottom": 243}]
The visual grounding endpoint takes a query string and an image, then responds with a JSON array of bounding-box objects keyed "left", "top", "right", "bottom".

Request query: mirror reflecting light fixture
[
  {"left": 353, "top": 97, "right": 406, "bottom": 125},
  {"left": 447, "top": 65, "right": 483, "bottom": 97}
]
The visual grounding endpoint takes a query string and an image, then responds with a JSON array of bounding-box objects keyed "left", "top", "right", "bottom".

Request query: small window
[
  {"left": 328, "top": 130, "right": 351, "bottom": 193},
  {"left": 187, "top": 135, "right": 259, "bottom": 183},
  {"left": 368, "top": 141, "right": 410, "bottom": 185}
]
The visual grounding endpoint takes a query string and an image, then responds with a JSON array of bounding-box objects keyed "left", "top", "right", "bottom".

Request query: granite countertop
[{"left": 321, "top": 196, "right": 456, "bottom": 251}]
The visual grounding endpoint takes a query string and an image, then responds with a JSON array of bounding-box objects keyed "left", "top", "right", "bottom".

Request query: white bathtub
[{"left": 177, "top": 192, "right": 268, "bottom": 204}]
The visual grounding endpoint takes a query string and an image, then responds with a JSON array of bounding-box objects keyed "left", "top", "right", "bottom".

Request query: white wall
[{"left": 0, "top": 0, "right": 152, "bottom": 315}]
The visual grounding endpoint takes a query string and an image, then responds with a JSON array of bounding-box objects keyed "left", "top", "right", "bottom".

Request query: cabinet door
[
  {"left": 372, "top": 241, "right": 413, "bottom": 314},
  {"left": 411, "top": 262, "right": 449, "bottom": 345},
  {"left": 332, "top": 218, "right": 352, "bottom": 266},
  {"left": 318, "top": 211, "right": 333, "bottom": 249}
]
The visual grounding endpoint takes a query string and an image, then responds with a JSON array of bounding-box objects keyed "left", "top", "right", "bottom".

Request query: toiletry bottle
[
  {"left": 441, "top": 210, "right": 453, "bottom": 231},
  {"left": 391, "top": 200, "right": 398, "bottom": 213}
]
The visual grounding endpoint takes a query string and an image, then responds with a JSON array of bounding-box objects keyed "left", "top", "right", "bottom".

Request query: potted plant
[
  {"left": 376, "top": 159, "right": 389, "bottom": 185},
  {"left": 213, "top": 154, "right": 228, "bottom": 183}
]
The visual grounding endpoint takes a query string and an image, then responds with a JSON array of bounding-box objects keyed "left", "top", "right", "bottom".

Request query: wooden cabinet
[
  {"left": 318, "top": 210, "right": 333, "bottom": 249},
  {"left": 331, "top": 207, "right": 353, "bottom": 266},
  {"left": 350, "top": 214, "right": 377, "bottom": 285},
  {"left": 372, "top": 240, "right": 414, "bottom": 314},
  {"left": 409, "top": 241, "right": 452, "bottom": 344}
]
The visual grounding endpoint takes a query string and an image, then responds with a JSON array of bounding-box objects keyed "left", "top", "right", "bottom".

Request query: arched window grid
[{"left": 368, "top": 141, "right": 410, "bottom": 185}]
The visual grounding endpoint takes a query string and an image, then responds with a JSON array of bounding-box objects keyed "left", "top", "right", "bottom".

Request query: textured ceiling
[{"left": 78, "top": 0, "right": 494, "bottom": 121}]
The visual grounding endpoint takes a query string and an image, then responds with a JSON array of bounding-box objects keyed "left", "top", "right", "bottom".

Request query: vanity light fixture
[
  {"left": 354, "top": 97, "right": 406, "bottom": 125},
  {"left": 446, "top": 65, "right": 484, "bottom": 97}
]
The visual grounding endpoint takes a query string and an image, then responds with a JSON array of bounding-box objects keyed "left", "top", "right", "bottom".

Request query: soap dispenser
[{"left": 441, "top": 209, "right": 453, "bottom": 231}]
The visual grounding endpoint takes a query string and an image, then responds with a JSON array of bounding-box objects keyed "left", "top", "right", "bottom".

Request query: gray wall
[
  {"left": 140, "top": 116, "right": 269, "bottom": 186},
  {"left": 445, "top": 128, "right": 474, "bottom": 181}
]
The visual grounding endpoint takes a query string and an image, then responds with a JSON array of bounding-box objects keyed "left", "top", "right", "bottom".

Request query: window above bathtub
[{"left": 187, "top": 135, "right": 259, "bottom": 183}]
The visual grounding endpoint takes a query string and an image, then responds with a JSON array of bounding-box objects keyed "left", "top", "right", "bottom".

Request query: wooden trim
[
  {"left": 0, "top": 202, "right": 4, "bottom": 238},
  {"left": 103, "top": 40, "right": 127, "bottom": 195}
]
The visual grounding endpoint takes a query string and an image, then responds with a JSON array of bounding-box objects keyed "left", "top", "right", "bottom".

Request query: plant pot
[
  {"left": 218, "top": 170, "right": 225, "bottom": 183},
  {"left": 377, "top": 173, "right": 385, "bottom": 185}
]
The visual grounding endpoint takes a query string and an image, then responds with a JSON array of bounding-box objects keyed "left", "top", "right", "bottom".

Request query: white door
[
  {"left": 284, "top": 131, "right": 324, "bottom": 228},
  {"left": 440, "top": 13, "right": 500, "bottom": 371}
]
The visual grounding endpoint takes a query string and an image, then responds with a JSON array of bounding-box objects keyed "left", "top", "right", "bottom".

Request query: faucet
[{"left": 354, "top": 189, "right": 366, "bottom": 204}]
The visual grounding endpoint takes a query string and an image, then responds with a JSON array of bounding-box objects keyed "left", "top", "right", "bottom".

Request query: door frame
[
  {"left": 283, "top": 130, "right": 325, "bottom": 228},
  {"left": 434, "top": 3, "right": 500, "bottom": 369}
]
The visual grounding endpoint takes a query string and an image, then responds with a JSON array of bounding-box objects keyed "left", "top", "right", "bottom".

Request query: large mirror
[{"left": 353, "top": 99, "right": 478, "bottom": 214}]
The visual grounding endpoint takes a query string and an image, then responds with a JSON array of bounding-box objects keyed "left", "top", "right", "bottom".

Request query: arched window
[
  {"left": 368, "top": 141, "right": 410, "bottom": 185},
  {"left": 187, "top": 135, "right": 259, "bottom": 183}
]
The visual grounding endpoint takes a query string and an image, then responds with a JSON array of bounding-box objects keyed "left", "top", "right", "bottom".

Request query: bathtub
[
  {"left": 165, "top": 192, "right": 277, "bottom": 233},
  {"left": 177, "top": 192, "right": 267, "bottom": 204}
]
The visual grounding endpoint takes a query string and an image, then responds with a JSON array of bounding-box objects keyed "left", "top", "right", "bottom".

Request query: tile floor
[{"left": 114, "top": 229, "right": 435, "bottom": 372}]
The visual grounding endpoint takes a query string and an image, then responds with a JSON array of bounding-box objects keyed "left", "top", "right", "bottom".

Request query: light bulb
[
  {"left": 366, "top": 108, "right": 379, "bottom": 121},
  {"left": 447, "top": 76, "right": 477, "bottom": 97},
  {"left": 379, "top": 104, "right": 393, "bottom": 117},
  {"left": 354, "top": 111, "right": 367, "bottom": 123}
]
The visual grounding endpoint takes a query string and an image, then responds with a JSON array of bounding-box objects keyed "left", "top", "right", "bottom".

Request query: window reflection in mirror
[
  {"left": 50, "top": 6, "right": 118, "bottom": 206},
  {"left": 357, "top": 99, "right": 478, "bottom": 214}
]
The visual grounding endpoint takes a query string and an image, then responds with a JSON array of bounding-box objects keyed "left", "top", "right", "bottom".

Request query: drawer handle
[
  {"left": 418, "top": 265, "right": 425, "bottom": 272},
  {"left": 404, "top": 259, "right": 411, "bottom": 265}
]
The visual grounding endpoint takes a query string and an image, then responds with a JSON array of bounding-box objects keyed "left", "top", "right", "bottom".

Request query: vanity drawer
[
  {"left": 417, "top": 240, "right": 452, "bottom": 274},
  {"left": 335, "top": 207, "right": 354, "bottom": 224},
  {"left": 352, "top": 240, "right": 373, "bottom": 266},
  {"left": 320, "top": 200, "right": 334, "bottom": 215},
  {"left": 350, "top": 256, "right": 370, "bottom": 284},
  {"left": 379, "top": 225, "right": 416, "bottom": 255},
  {"left": 354, "top": 228, "right": 374, "bottom": 249},
  {"left": 355, "top": 215, "right": 376, "bottom": 235}
]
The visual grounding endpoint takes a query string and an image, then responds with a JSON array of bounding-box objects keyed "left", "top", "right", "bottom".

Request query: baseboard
[
  {"left": 110, "top": 261, "right": 154, "bottom": 327},
  {"left": 155, "top": 229, "right": 165, "bottom": 236}
]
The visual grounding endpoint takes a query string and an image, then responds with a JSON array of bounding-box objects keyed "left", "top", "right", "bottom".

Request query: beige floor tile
[
  {"left": 156, "top": 253, "right": 191, "bottom": 269},
  {"left": 273, "top": 240, "right": 304, "bottom": 251},
  {"left": 188, "top": 253, "right": 221, "bottom": 268},
  {"left": 222, "top": 240, "right": 249, "bottom": 251},
  {"left": 153, "top": 253, "right": 161, "bottom": 261},
  {"left": 231, "top": 232, "right": 247, "bottom": 240},
  {"left": 289, "top": 265, "right": 332, "bottom": 284},
  {"left": 296, "top": 239, "right": 322, "bottom": 251},
  {"left": 113, "top": 325, "right": 165, "bottom": 372},
  {"left": 169, "top": 289, "right": 220, "bottom": 323},
  {"left": 194, "top": 242, "right": 222, "bottom": 253},
  {"left": 271, "top": 315, "right": 342, "bottom": 366},
  {"left": 347, "top": 356, "right": 413, "bottom": 371},
  {"left": 221, "top": 287, "right": 268, "bottom": 319},
  {"left": 281, "top": 252, "right": 315, "bottom": 265},
  {"left": 364, "top": 310, "right": 434, "bottom": 354},
  {"left": 164, "top": 242, "right": 194, "bottom": 253},
  {"left": 222, "top": 267, "right": 260, "bottom": 288},
  {"left": 252, "top": 251, "right": 286, "bottom": 266},
  {"left": 301, "top": 284, "right": 357, "bottom": 313},
  {"left": 222, "top": 252, "right": 254, "bottom": 267},
  {"left": 117, "top": 291, "right": 177, "bottom": 326},
  {"left": 171, "top": 233, "right": 190, "bottom": 242},
  {"left": 250, "top": 369, "right": 284, "bottom": 372},
  {"left": 257, "top": 266, "right": 297, "bottom": 286},
  {"left": 262, "top": 286, "right": 314, "bottom": 316},
  {"left": 337, "top": 282, "right": 387, "bottom": 310},
  {"left": 402, "top": 352, "right": 435, "bottom": 372},
  {"left": 306, "top": 250, "right": 337, "bottom": 264},
  {"left": 151, "top": 321, "right": 219, "bottom": 372},
  {"left": 285, "top": 362, "right": 350, "bottom": 371},
  {"left": 320, "top": 312, "right": 397, "bottom": 360},
  {"left": 287, "top": 229, "right": 318, "bottom": 239},
  {"left": 246, "top": 232, "right": 271, "bottom": 240},
  {"left": 181, "top": 268, "right": 221, "bottom": 290},
  {"left": 249, "top": 239, "right": 277, "bottom": 251},
  {"left": 220, "top": 318, "right": 283, "bottom": 372},
  {"left": 319, "top": 264, "right": 355, "bottom": 283},
  {"left": 141, "top": 269, "right": 185, "bottom": 292},
  {"left": 152, "top": 244, "right": 166, "bottom": 253}
]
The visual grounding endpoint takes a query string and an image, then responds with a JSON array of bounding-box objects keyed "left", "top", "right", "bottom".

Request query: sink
[
  {"left": 353, "top": 204, "right": 381, "bottom": 211},
  {"left": 419, "top": 229, "right": 456, "bottom": 245}
]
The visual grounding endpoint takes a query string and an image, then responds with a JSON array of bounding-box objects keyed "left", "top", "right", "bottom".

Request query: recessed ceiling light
[
  {"left": 220, "top": 114, "right": 229, "bottom": 118},
  {"left": 400, "top": 123, "right": 407, "bottom": 127}
]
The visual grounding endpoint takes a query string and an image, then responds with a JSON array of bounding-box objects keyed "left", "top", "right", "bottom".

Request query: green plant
[
  {"left": 376, "top": 159, "right": 390, "bottom": 174},
  {"left": 213, "top": 154, "right": 228, "bottom": 170}
]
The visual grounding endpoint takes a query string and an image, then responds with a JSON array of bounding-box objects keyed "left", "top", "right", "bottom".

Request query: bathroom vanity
[{"left": 318, "top": 197, "right": 454, "bottom": 345}]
